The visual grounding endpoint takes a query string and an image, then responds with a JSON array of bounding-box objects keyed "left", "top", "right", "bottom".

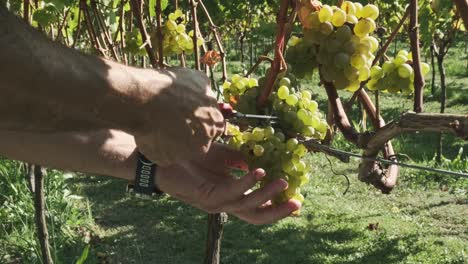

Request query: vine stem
[
  {"left": 130, "top": 0, "right": 158, "bottom": 67},
  {"left": 452, "top": 0, "right": 468, "bottom": 29},
  {"left": 190, "top": 0, "right": 201, "bottom": 71},
  {"left": 23, "top": 0, "right": 30, "bottom": 22},
  {"left": 156, "top": 0, "right": 164, "bottom": 67},
  {"left": 91, "top": 0, "right": 120, "bottom": 61},
  {"left": 55, "top": 8, "right": 71, "bottom": 42},
  {"left": 33, "top": 166, "right": 54, "bottom": 264},
  {"left": 409, "top": 0, "right": 424, "bottom": 113},
  {"left": 198, "top": 0, "right": 228, "bottom": 82},
  {"left": 245, "top": 55, "right": 274, "bottom": 77},
  {"left": 80, "top": 0, "right": 107, "bottom": 57},
  {"left": 257, "top": 0, "right": 290, "bottom": 108}
]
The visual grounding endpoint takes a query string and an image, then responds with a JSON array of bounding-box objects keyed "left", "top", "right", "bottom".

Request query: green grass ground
[{"left": 1, "top": 44, "right": 467, "bottom": 264}]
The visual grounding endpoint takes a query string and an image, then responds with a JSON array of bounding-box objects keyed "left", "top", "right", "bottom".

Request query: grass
[{"left": 0, "top": 44, "right": 467, "bottom": 263}]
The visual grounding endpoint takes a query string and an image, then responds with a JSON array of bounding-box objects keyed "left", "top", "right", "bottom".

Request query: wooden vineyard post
[
  {"left": 204, "top": 213, "right": 228, "bottom": 264},
  {"left": 33, "top": 166, "right": 54, "bottom": 264}
]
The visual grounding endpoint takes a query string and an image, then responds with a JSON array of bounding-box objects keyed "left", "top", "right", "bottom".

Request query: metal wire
[{"left": 305, "top": 140, "right": 468, "bottom": 179}]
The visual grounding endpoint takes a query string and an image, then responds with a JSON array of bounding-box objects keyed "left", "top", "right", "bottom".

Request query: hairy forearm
[
  {"left": 0, "top": 6, "right": 167, "bottom": 134},
  {"left": 0, "top": 129, "right": 138, "bottom": 181}
]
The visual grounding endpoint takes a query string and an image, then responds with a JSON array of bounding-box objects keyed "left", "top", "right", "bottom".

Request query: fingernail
[
  {"left": 277, "top": 179, "right": 288, "bottom": 190},
  {"left": 254, "top": 169, "right": 266, "bottom": 180},
  {"left": 289, "top": 199, "right": 302, "bottom": 210}
]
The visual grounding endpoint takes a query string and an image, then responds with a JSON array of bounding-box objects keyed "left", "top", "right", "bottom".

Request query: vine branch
[
  {"left": 198, "top": 0, "right": 228, "bottom": 82},
  {"left": 156, "top": 0, "right": 164, "bottom": 67},
  {"left": 130, "top": 0, "right": 158, "bottom": 67},
  {"left": 257, "top": 0, "right": 290, "bottom": 108},
  {"left": 409, "top": 0, "right": 424, "bottom": 113}
]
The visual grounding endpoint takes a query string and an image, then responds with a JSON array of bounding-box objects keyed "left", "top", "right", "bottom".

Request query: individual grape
[
  {"left": 343, "top": 40, "right": 357, "bottom": 54},
  {"left": 174, "top": 9, "right": 183, "bottom": 18},
  {"left": 253, "top": 145, "right": 265, "bottom": 157},
  {"left": 166, "top": 20, "right": 177, "bottom": 31},
  {"left": 275, "top": 132, "right": 286, "bottom": 142},
  {"left": 286, "top": 138, "right": 299, "bottom": 151},
  {"left": 336, "top": 25, "right": 352, "bottom": 41},
  {"left": 279, "top": 77, "right": 291, "bottom": 87},
  {"left": 294, "top": 144, "right": 308, "bottom": 157},
  {"left": 278, "top": 85, "right": 289, "bottom": 99},
  {"left": 319, "top": 5, "right": 333, "bottom": 22},
  {"left": 300, "top": 90, "right": 312, "bottom": 100},
  {"left": 346, "top": 80, "right": 361, "bottom": 92},
  {"left": 398, "top": 64, "right": 413, "bottom": 78},
  {"left": 248, "top": 78, "right": 259, "bottom": 88},
  {"left": 251, "top": 127, "right": 265, "bottom": 141},
  {"left": 264, "top": 126, "right": 275, "bottom": 138},
  {"left": 297, "top": 108, "right": 308, "bottom": 122},
  {"left": 382, "top": 61, "right": 395, "bottom": 73},
  {"left": 354, "top": 18, "right": 375, "bottom": 37},
  {"left": 367, "top": 78, "right": 378, "bottom": 90},
  {"left": 398, "top": 50, "right": 409, "bottom": 57},
  {"left": 305, "top": 12, "right": 321, "bottom": 29},
  {"left": 308, "top": 100, "right": 318, "bottom": 112},
  {"left": 301, "top": 126, "right": 315, "bottom": 137},
  {"left": 370, "top": 65, "right": 383, "bottom": 78},
  {"left": 344, "top": 66, "right": 359, "bottom": 80},
  {"left": 421, "top": 62, "right": 430, "bottom": 76},
  {"left": 331, "top": 8, "right": 346, "bottom": 27},
  {"left": 341, "top": 1, "right": 356, "bottom": 15},
  {"left": 358, "top": 66, "right": 370, "bottom": 81},
  {"left": 334, "top": 53, "right": 351, "bottom": 69},
  {"left": 362, "top": 36, "right": 379, "bottom": 52},
  {"left": 350, "top": 53, "right": 366, "bottom": 68},
  {"left": 393, "top": 54, "right": 407, "bottom": 66},
  {"left": 176, "top": 24, "right": 185, "bottom": 33},
  {"left": 346, "top": 14, "right": 358, "bottom": 24},
  {"left": 334, "top": 75, "right": 350, "bottom": 90},
  {"left": 361, "top": 4, "right": 379, "bottom": 20},
  {"left": 354, "top": 2, "right": 363, "bottom": 18},
  {"left": 319, "top": 21, "right": 334, "bottom": 35},
  {"left": 289, "top": 36, "right": 302, "bottom": 46},
  {"left": 286, "top": 94, "right": 299, "bottom": 106}
]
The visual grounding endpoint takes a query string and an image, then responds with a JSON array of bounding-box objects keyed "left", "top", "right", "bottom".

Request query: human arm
[
  {"left": 0, "top": 129, "right": 300, "bottom": 224},
  {"left": 0, "top": 6, "right": 224, "bottom": 165}
]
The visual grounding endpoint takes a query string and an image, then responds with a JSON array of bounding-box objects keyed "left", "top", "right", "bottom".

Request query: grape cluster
[
  {"left": 286, "top": 36, "right": 317, "bottom": 79},
  {"left": 368, "top": 50, "right": 430, "bottom": 94},
  {"left": 222, "top": 74, "right": 259, "bottom": 114},
  {"left": 274, "top": 77, "right": 329, "bottom": 140},
  {"left": 221, "top": 74, "right": 329, "bottom": 211},
  {"left": 159, "top": 10, "right": 203, "bottom": 56},
  {"left": 288, "top": 1, "right": 381, "bottom": 92},
  {"left": 226, "top": 124, "right": 309, "bottom": 209}
]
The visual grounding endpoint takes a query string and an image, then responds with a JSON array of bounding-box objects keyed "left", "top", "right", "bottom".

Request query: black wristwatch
[{"left": 126, "top": 151, "right": 164, "bottom": 199}]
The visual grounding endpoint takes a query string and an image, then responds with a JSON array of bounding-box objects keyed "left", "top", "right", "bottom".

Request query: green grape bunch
[
  {"left": 287, "top": 1, "right": 381, "bottom": 92},
  {"left": 274, "top": 77, "right": 329, "bottom": 139},
  {"left": 152, "top": 9, "right": 203, "bottom": 56},
  {"left": 222, "top": 74, "right": 260, "bottom": 115},
  {"left": 221, "top": 74, "right": 329, "bottom": 213},
  {"left": 226, "top": 123, "right": 309, "bottom": 214},
  {"left": 367, "top": 50, "right": 430, "bottom": 94}
]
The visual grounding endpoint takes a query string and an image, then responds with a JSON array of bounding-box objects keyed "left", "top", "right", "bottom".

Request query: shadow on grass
[{"left": 70, "top": 175, "right": 426, "bottom": 264}]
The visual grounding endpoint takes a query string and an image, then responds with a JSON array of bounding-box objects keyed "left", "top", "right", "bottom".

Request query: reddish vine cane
[{"left": 256, "top": 0, "right": 291, "bottom": 108}]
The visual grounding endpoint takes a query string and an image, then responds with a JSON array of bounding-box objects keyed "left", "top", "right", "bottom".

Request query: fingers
[
  {"left": 225, "top": 168, "right": 265, "bottom": 196},
  {"left": 229, "top": 179, "right": 288, "bottom": 211},
  {"left": 193, "top": 142, "right": 248, "bottom": 174},
  {"left": 249, "top": 200, "right": 302, "bottom": 225}
]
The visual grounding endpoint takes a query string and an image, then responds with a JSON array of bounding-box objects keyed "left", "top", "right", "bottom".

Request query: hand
[
  {"left": 156, "top": 143, "right": 301, "bottom": 225},
  {"left": 133, "top": 68, "right": 225, "bottom": 166}
]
